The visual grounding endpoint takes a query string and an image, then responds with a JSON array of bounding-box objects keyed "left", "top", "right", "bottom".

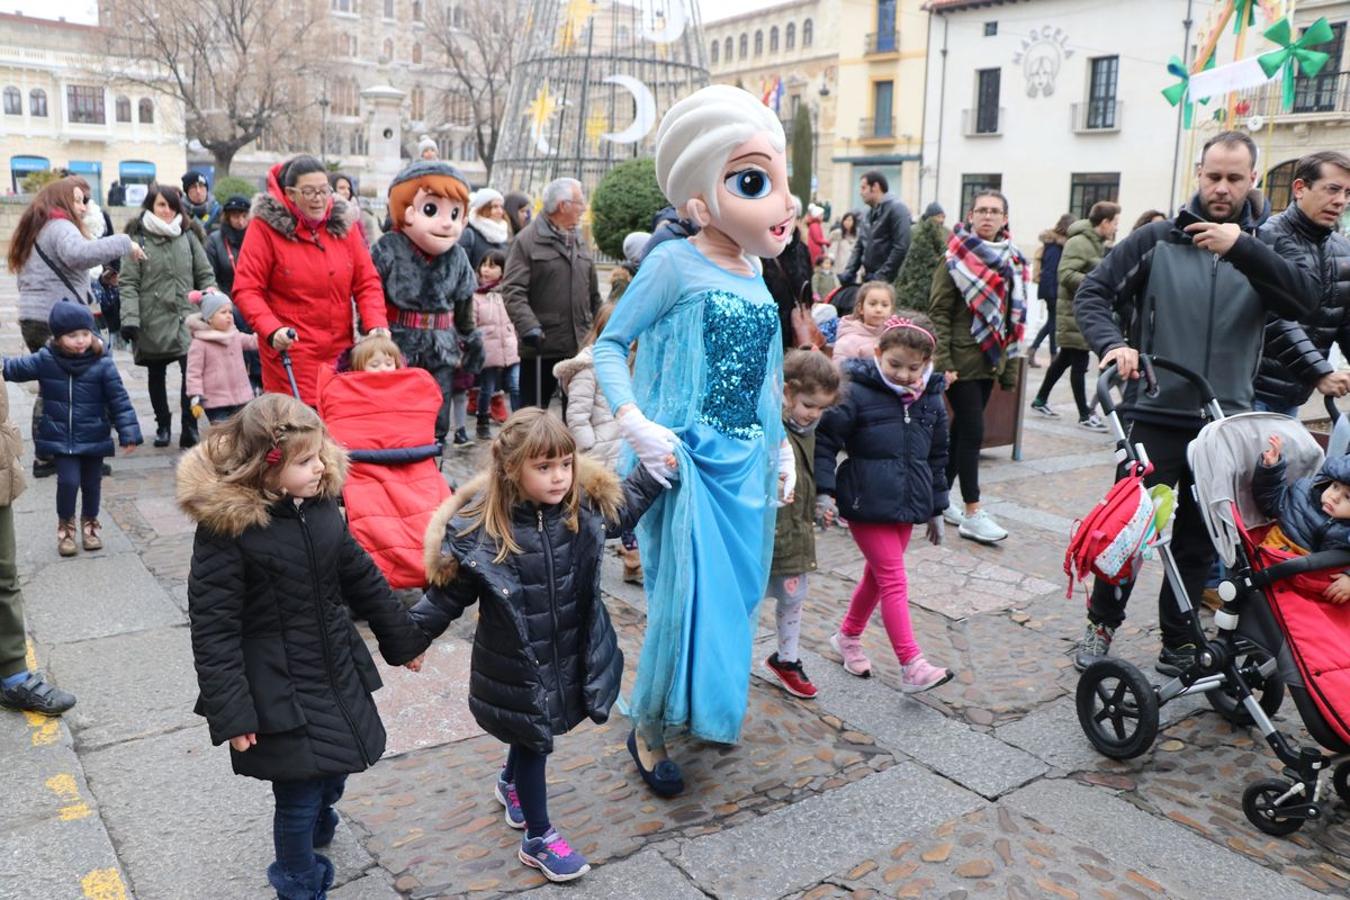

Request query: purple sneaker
[
  {"left": 518, "top": 829, "right": 590, "bottom": 882},
  {"left": 494, "top": 775, "right": 525, "bottom": 830}
]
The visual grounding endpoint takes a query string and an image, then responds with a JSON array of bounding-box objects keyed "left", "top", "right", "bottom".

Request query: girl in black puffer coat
[
  {"left": 177, "top": 394, "right": 430, "bottom": 900},
  {"left": 413, "top": 408, "right": 663, "bottom": 883}
]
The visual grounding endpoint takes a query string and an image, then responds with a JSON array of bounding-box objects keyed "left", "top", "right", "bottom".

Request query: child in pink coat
[
  {"left": 832, "top": 282, "right": 896, "bottom": 361},
  {"left": 186, "top": 291, "right": 259, "bottom": 424},
  {"left": 472, "top": 250, "right": 520, "bottom": 439}
]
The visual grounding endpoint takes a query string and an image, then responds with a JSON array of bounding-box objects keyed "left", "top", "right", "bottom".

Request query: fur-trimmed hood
[
  {"left": 176, "top": 439, "right": 350, "bottom": 538},
  {"left": 250, "top": 162, "right": 357, "bottom": 242},
  {"left": 423, "top": 454, "right": 624, "bottom": 587},
  {"left": 550, "top": 345, "right": 593, "bottom": 391}
]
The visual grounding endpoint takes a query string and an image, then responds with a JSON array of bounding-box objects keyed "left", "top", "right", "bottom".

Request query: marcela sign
[{"left": 1012, "top": 26, "right": 1075, "bottom": 98}]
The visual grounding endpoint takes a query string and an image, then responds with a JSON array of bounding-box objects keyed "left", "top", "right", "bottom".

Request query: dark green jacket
[
  {"left": 1055, "top": 219, "right": 1104, "bottom": 352},
  {"left": 121, "top": 217, "right": 215, "bottom": 362},
  {"left": 928, "top": 264, "right": 1017, "bottom": 389},
  {"left": 771, "top": 424, "right": 817, "bottom": 577}
]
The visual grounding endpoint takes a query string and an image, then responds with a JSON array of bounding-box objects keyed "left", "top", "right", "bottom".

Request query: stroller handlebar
[
  {"left": 1250, "top": 547, "right": 1350, "bottom": 590},
  {"left": 1096, "top": 354, "right": 1224, "bottom": 420}
]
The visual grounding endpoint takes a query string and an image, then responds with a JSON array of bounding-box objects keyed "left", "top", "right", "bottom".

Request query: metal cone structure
[{"left": 493, "top": 0, "right": 709, "bottom": 200}]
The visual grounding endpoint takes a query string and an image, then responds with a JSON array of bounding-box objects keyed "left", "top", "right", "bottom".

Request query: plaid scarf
[{"left": 944, "top": 223, "right": 1030, "bottom": 365}]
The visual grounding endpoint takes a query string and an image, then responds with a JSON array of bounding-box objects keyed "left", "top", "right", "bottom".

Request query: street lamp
[{"left": 318, "top": 94, "right": 331, "bottom": 165}]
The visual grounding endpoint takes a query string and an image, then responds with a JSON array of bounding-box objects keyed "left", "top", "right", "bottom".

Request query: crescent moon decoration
[
  {"left": 642, "top": 0, "right": 686, "bottom": 44},
  {"left": 600, "top": 74, "right": 657, "bottom": 145}
]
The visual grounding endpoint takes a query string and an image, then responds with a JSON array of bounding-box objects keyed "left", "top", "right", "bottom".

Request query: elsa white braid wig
[{"left": 655, "top": 85, "right": 786, "bottom": 221}]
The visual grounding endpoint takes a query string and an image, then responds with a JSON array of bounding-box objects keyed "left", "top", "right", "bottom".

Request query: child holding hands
[{"left": 178, "top": 394, "right": 428, "bottom": 899}]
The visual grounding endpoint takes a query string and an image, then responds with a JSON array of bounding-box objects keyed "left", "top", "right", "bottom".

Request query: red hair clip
[{"left": 266, "top": 446, "right": 283, "bottom": 466}]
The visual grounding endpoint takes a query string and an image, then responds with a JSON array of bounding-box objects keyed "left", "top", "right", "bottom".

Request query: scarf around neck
[
  {"left": 874, "top": 356, "right": 934, "bottom": 406},
  {"left": 141, "top": 211, "right": 183, "bottom": 239},
  {"left": 945, "top": 223, "right": 1029, "bottom": 365},
  {"left": 469, "top": 213, "right": 510, "bottom": 246}
]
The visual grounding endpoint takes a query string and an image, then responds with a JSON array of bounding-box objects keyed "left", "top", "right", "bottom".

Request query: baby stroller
[{"left": 1074, "top": 355, "right": 1350, "bottom": 836}]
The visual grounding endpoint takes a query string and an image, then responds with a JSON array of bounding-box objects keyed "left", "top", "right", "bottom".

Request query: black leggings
[
  {"left": 946, "top": 378, "right": 994, "bottom": 505},
  {"left": 144, "top": 356, "right": 191, "bottom": 429},
  {"left": 503, "top": 745, "right": 550, "bottom": 838},
  {"left": 1034, "top": 348, "right": 1091, "bottom": 418}
]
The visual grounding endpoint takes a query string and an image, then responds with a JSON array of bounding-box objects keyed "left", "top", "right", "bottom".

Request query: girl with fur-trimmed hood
[
  {"left": 411, "top": 408, "right": 665, "bottom": 883},
  {"left": 177, "top": 394, "right": 428, "bottom": 900}
]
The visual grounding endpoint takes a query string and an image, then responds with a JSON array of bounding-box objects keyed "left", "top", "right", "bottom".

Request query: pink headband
[{"left": 882, "top": 316, "right": 936, "bottom": 348}]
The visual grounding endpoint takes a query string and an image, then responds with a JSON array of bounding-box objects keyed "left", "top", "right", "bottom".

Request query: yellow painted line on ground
[
  {"left": 25, "top": 638, "right": 36, "bottom": 672},
  {"left": 80, "top": 868, "right": 127, "bottom": 900},
  {"left": 45, "top": 772, "right": 92, "bottom": 821},
  {"left": 23, "top": 709, "right": 59, "bottom": 746}
]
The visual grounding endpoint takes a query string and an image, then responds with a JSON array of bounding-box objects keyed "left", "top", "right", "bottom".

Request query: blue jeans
[
  {"left": 1253, "top": 398, "right": 1300, "bottom": 418},
  {"left": 268, "top": 775, "right": 346, "bottom": 899},
  {"left": 476, "top": 364, "right": 521, "bottom": 424}
]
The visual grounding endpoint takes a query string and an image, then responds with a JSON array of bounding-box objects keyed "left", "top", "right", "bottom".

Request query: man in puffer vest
[{"left": 1073, "top": 131, "right": 1317, "bottom": 674}]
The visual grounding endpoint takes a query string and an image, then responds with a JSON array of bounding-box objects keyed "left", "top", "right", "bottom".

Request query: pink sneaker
[
  {"left": 830, "top": 631, "right": 872, "bottom": 678},
  {"left": 901, "top": 656, "right": 954, "bottom": 694}
]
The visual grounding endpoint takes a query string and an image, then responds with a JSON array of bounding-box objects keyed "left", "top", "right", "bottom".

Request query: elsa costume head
[{"left": 655, "top": 85, "right": 786, "bottom": 224}]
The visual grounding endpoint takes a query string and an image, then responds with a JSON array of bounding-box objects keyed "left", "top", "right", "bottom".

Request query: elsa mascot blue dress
[{"left": 593, "top": 85, "right": 795, "bottom": 797}]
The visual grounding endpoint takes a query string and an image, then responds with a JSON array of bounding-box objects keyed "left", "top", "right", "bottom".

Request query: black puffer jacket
[
  {"left": 1255, "top": 205, "right": 1350, "bottom": 409},
  {"left": 1253, "top": 453, "right": 1350, "bottom": 552},
  {"left": 413, "top": 459, "right": 662, "bottom": 754},
  {"left": 178, "top": 444, "right": 429, "bottom": 782}
]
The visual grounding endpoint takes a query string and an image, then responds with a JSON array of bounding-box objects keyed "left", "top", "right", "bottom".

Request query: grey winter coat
[
  {"left": 501, "top": 214, "right": 602, "bottom": 359},
  {"left": 120, "top": 217, "right": 216, "bottom": 363},
  {"left": 17, "top": 218, "right": 132, "bottom": 321},
  {"left": 1253, "top": 454, "right": 1350, "bottom": 553}
]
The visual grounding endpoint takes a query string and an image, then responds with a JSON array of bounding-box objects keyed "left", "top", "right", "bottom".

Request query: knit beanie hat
[
  {"left": 469, "top": 187, "right": 504, "bottom": 213},
  {"left": 182, "top": 170, "right": 210, "bottom": 192},
  {"left": 417, "top": 135, "right": 438, "bottom": 156},
  {"left": 199, "top": 290, "right": 232, "bottom": 322},
  {"left": 922, "top": 202, "right": 945, "bottom": 220},
  {"left": 622, "top": 231, "right": 651, "bottom": 264},
  {"left": 48, "top": 300, "right": 96, "bottom": 339}
]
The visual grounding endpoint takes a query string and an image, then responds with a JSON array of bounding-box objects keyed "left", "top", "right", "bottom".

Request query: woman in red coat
[
  {"left": 232, "top": 156, "right": 389, "bottom": 405},
  {"left": 804, "top": 204, "right": 830, "bottom": 265}
]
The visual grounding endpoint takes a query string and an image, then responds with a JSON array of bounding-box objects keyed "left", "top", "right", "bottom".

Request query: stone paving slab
[
  {"left": 669, "top": 761, "right": 985, "bottom": 900},
  {"left": 783, "top": 646, "right": 1047, "bottom": 798},
  {"left": 80, "top": 724, "right": 375, "bottom": 900},
  {"left": 365, "top": 628, "right": 486, "bottom": 756},
  {"left": 328, "top": 870, "right": 403, "bottom": 899},
  {"left": 0, "top": 812, "right": 132, "bottom": 900},
  {"left": 528, "top": 848, "right": 707, "bottom": 900},
  {"left": 21, "top": 552, "right": 185, "bottom": 646},
  {"left": 0, "top": 705, "right": 91, "bottom": 830},
  {"left": 1004, "top": 778, "right": 1324, "bottom": 899}
]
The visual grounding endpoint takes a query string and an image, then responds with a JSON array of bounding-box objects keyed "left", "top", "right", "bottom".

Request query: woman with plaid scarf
[{"left": 928, "top": 190, "right": 1029, "bottom": 544}]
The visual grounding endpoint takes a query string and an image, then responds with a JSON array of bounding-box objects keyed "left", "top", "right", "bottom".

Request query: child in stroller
[
  {"left": 1075, "top": 354, "right": 1350, "bottom": 838},
  {"left": 1253, "top": 435, "right": 1350, "bottom": 604}
]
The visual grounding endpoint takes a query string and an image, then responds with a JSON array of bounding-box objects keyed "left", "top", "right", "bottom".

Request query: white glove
[
  {"left": 777, "top": 439, "right": 796, "bottom": 506},
  {"left": 925, "top": 516, "right": 944, "bottom": 546},
  {"left": 617, "top": 406, "right": 678, "bottom": 488}
]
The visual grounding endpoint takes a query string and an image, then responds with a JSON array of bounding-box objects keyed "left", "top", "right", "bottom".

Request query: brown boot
[
  {"left": 57, "top": 519, "right": 78, "bottom": 557},
  {"left": 621, "top": 546, "right": 644, "bottom": 585},
  {"left": 81, "top": 517, "right": 103, "bottom": 552}
]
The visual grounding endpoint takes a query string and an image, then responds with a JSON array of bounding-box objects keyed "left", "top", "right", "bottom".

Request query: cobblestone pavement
[{"left": 1, "top": 269, "right": 1346, "bottom": 899}]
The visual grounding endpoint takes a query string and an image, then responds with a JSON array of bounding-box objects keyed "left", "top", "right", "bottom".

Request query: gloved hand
[
  {"left": 777, "top": 439, "right": 796, "bottom": 506},
  {"left": 189, "top": 395, "right": 204, "bottom": 419},
  {"left": 617, "top": 405, "right": 679, "bottom": 488},
  {"left": 120, "top": 325, "right": 139, "bottom": 343},
  {"left": 815, "top": 494, "right": 837, "bottom": 527},
  {"left": 925, "top": 516, "right": 944, "bottom": 546},
  {"left": 521, "top": 328, "right": 543, "bottom": 350}
]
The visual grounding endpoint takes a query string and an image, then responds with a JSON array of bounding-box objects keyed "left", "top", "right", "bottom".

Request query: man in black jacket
[
  {"left": 839, "top": 171, "right": 912, "bottom": 285},
  {"left": 1072, "top": 131, "right": 1317, "bottom": 674},
  {"left": 1254, "top": 150, "right": 1350, "bottom": 416}
]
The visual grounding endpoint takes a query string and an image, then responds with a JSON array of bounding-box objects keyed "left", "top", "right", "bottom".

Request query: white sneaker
[
  {"left": 1079, "top": 414, "right": 1108, "bottom": 432},
  {"left": 958, "top": 509, "right": 1008, "bottom": 543},
  {"left": 942, "top": 502, "right": 965, "bottom": 526}
]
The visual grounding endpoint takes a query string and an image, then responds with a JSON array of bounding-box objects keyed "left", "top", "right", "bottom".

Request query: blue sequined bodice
[{"left": 697, "top": 289, "right": 778, "bottom": 440}]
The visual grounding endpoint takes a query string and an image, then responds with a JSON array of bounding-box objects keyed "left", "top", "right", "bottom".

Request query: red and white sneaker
[{"left": 765, "top": 653, "right": 818, "bottom": 699}]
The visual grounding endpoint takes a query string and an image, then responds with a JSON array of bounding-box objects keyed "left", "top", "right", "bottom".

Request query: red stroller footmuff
[{"left": 317, "top": 366, "right": 450, "bottom": 589}]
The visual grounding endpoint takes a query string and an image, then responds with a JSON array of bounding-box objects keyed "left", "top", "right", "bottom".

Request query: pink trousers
[{"left": 839, "top": 520, "right": 922, "bottom": 665}]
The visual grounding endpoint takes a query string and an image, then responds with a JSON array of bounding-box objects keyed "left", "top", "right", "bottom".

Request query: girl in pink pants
[{"left": 814, "top": 314, "right": 956, "bottom": 693}]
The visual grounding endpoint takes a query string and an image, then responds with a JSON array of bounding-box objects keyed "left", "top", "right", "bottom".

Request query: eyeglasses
[
  {"left": 1313, "top": 182, "right": 1350, "bottom": 200},
  {"left": 971, "top": 207, "right": 1006, "bottom": 217},
  {"left": 290, "top": 186, "right": 334, "bottom": 200}
]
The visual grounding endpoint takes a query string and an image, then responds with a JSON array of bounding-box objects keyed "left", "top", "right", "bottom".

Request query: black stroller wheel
[
  {"left": 1242, "top": 779, "right": 1305, "bottom": 836},
  {"left": 1076, "top": 658, "right": 1160, "bottom": 759},
  {"left": 1334, "top": 762, "right": 1350, "bottom": 805},
  {"left": 1206, "top": 646, "right": 1285, "bottom": 726}
]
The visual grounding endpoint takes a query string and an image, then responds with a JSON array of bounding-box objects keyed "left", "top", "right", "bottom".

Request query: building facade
[{"left": 0, "top": 12, "right": 186, "bottom": 201}]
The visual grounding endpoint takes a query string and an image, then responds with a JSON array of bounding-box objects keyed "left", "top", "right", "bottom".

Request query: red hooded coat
[{"left": 232, "top": 163, "right": 387, "bottom": 404}]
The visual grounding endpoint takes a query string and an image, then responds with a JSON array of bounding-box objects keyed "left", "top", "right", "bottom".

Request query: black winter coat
[
  {"left": 412, "top": 460, "right": 662, "bottom": 754},
  {"left": 2, "top": 344, "right": 141, "bottom": 458},
  {"left": 815, "top": 358, "right": 950, "bottom": 523},
  {"left": 1253, "top": 453, "right": 1350, "bottom": 553},
  {"left": 762, "top": 231, "right": 814, "bottom": 351},
  {"left": 178, "top": 445, "right": 429, "bottom": 782},
  {"left": 1255, "top": 205, "right": 1350, "bottom": 408}
]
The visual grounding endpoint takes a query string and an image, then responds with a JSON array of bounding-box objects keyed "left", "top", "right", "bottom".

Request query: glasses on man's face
[
  {"left": 971, "top": 207, "right": 1005, "bottom": 218},
  {"left": 1315, "top": 182, "right": 1350, "bottom": 200},
  {"left": 291, "top": 186, "right": 333, "bottom": 200}
]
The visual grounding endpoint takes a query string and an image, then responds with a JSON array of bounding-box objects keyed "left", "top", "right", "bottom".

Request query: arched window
[
  {"left": 786, "top": 22, "right": 796, "bottom": 50},
  {"left": 138, "top": 98, "right": 153, "bottom": 123},
  {"left": 29, "top": 88, "right": 47, "bottom": 117},
  {"left": 115, "top": 95, "right": 131, "bottom": 122},
  {"left": 382, "top": 38, "right": 393, "bottom": 60},
  {"left": 2, "top": 87, "right": 20, "bottom": 116},
  {"left": 738, "top": 33, "right": 747, "bottom": 59},
  {"left": 411, "top": 0, "right": 422, "bottom": 22},
  {"left": 452, "top": 6, "right": 465, "bottom": 28},
  {"left": 383, "top": 0, "right": 394, "bottom": 17},
  {"left": 410, "top": 86, "right": 425, "bottom": 121},
  {"left": 710, "top": 40, "right": 719, "bottom": 65},
  {"left": 754, "top": 30, "right": 763, "bottom": 56},
  {"left": 412, "top": 42, "right": 422, "bottom": 64},
  {"left": 770, "top": 26, "right": 779, "bottom": 53},
  {"left": 461, "top": 135, "right": 477, "bottom": 160},
  {"left": 1265, "top": 159, "right": 1299, "bottom": 213},
  {"left": 803, "top": 19, "right": 813, "bottom": 47},
  {"left": 724, "top": 37, "right": 733, "bottom": 62}
]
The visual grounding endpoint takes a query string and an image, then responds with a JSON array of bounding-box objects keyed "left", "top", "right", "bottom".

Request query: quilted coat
[
  {"left": 178, "top": 443, "right": 429, "bottom": 782},
  {"left": 553, "top": 347, "right": 621, "bottom": 467},
  {"left": 474, "top": 288, "right": 520, "bottom": 370},
  {"left": 185, "top": 317, "right": 259, "bottom": 411},
  {"left": 815, "top": 358, "right": 950, "bottom": 524},
  {"left": 1253, "top": 453, "right": 1350, "bottom": 554},
  {"left": 317, "top": 365, "right": 451, "bottom": 589},
  {"left": 412, "top": 459, "right": 663, "bottom": 754},
  {"left": 2, "top": 343, "right": 142, "bottom": 458},
  {"left": 231, "top": 163, "right": 387, "bottom": 405},
  {"left": 120, "top": 217, "right": 216, "bottom": 363}
]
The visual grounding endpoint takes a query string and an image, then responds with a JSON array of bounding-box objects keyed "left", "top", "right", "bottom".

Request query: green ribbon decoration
[
  {"left": 1233, "top": 0, "right": 1256, "bottom": 35},
  {"left": 1161, "top": 55, "right": 1195, "bottom": 127},
  {"left": 1259, "top": 16, "right": 1335, "bottom": 109}
]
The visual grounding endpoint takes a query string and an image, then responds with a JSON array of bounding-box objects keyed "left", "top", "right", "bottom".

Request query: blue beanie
[{"left": 48, "top": 300, "right": 96, "bottom": 339}]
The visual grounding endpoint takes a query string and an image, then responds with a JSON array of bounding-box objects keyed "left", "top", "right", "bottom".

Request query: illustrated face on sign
[
  {"left": 699, "top": 132, "right": 795, "bottom": 259},
  {"left": 402, "top": 187, "right": 466, "bottom": 254}
]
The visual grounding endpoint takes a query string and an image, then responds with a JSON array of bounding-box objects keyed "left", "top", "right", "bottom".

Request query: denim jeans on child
[
  {"left": 477, "top": 364, "right": 521, "bottom": 425},
  {"left": 269, "top": 774, "right": 346, "bottom": 899}
]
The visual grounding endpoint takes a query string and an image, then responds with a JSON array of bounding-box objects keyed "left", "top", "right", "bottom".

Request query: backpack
[{"left": 1064, "top": 460, "right": 1161, "bottom": 598}]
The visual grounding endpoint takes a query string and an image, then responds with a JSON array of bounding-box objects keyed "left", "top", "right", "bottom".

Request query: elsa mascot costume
[{"left": 593, "top": 85, "right": 798, "bottom": 797}]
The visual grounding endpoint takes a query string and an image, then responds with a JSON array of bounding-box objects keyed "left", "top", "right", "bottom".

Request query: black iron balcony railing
[
  {"left": 864, "top": 31, "right": 899, "bottom": 55},
  {"left": 858, "top": 116, "right": 895, "bottom": 139},
  {"left": 1072, "top": 99, "right": 1122, "bottom": 132}
]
